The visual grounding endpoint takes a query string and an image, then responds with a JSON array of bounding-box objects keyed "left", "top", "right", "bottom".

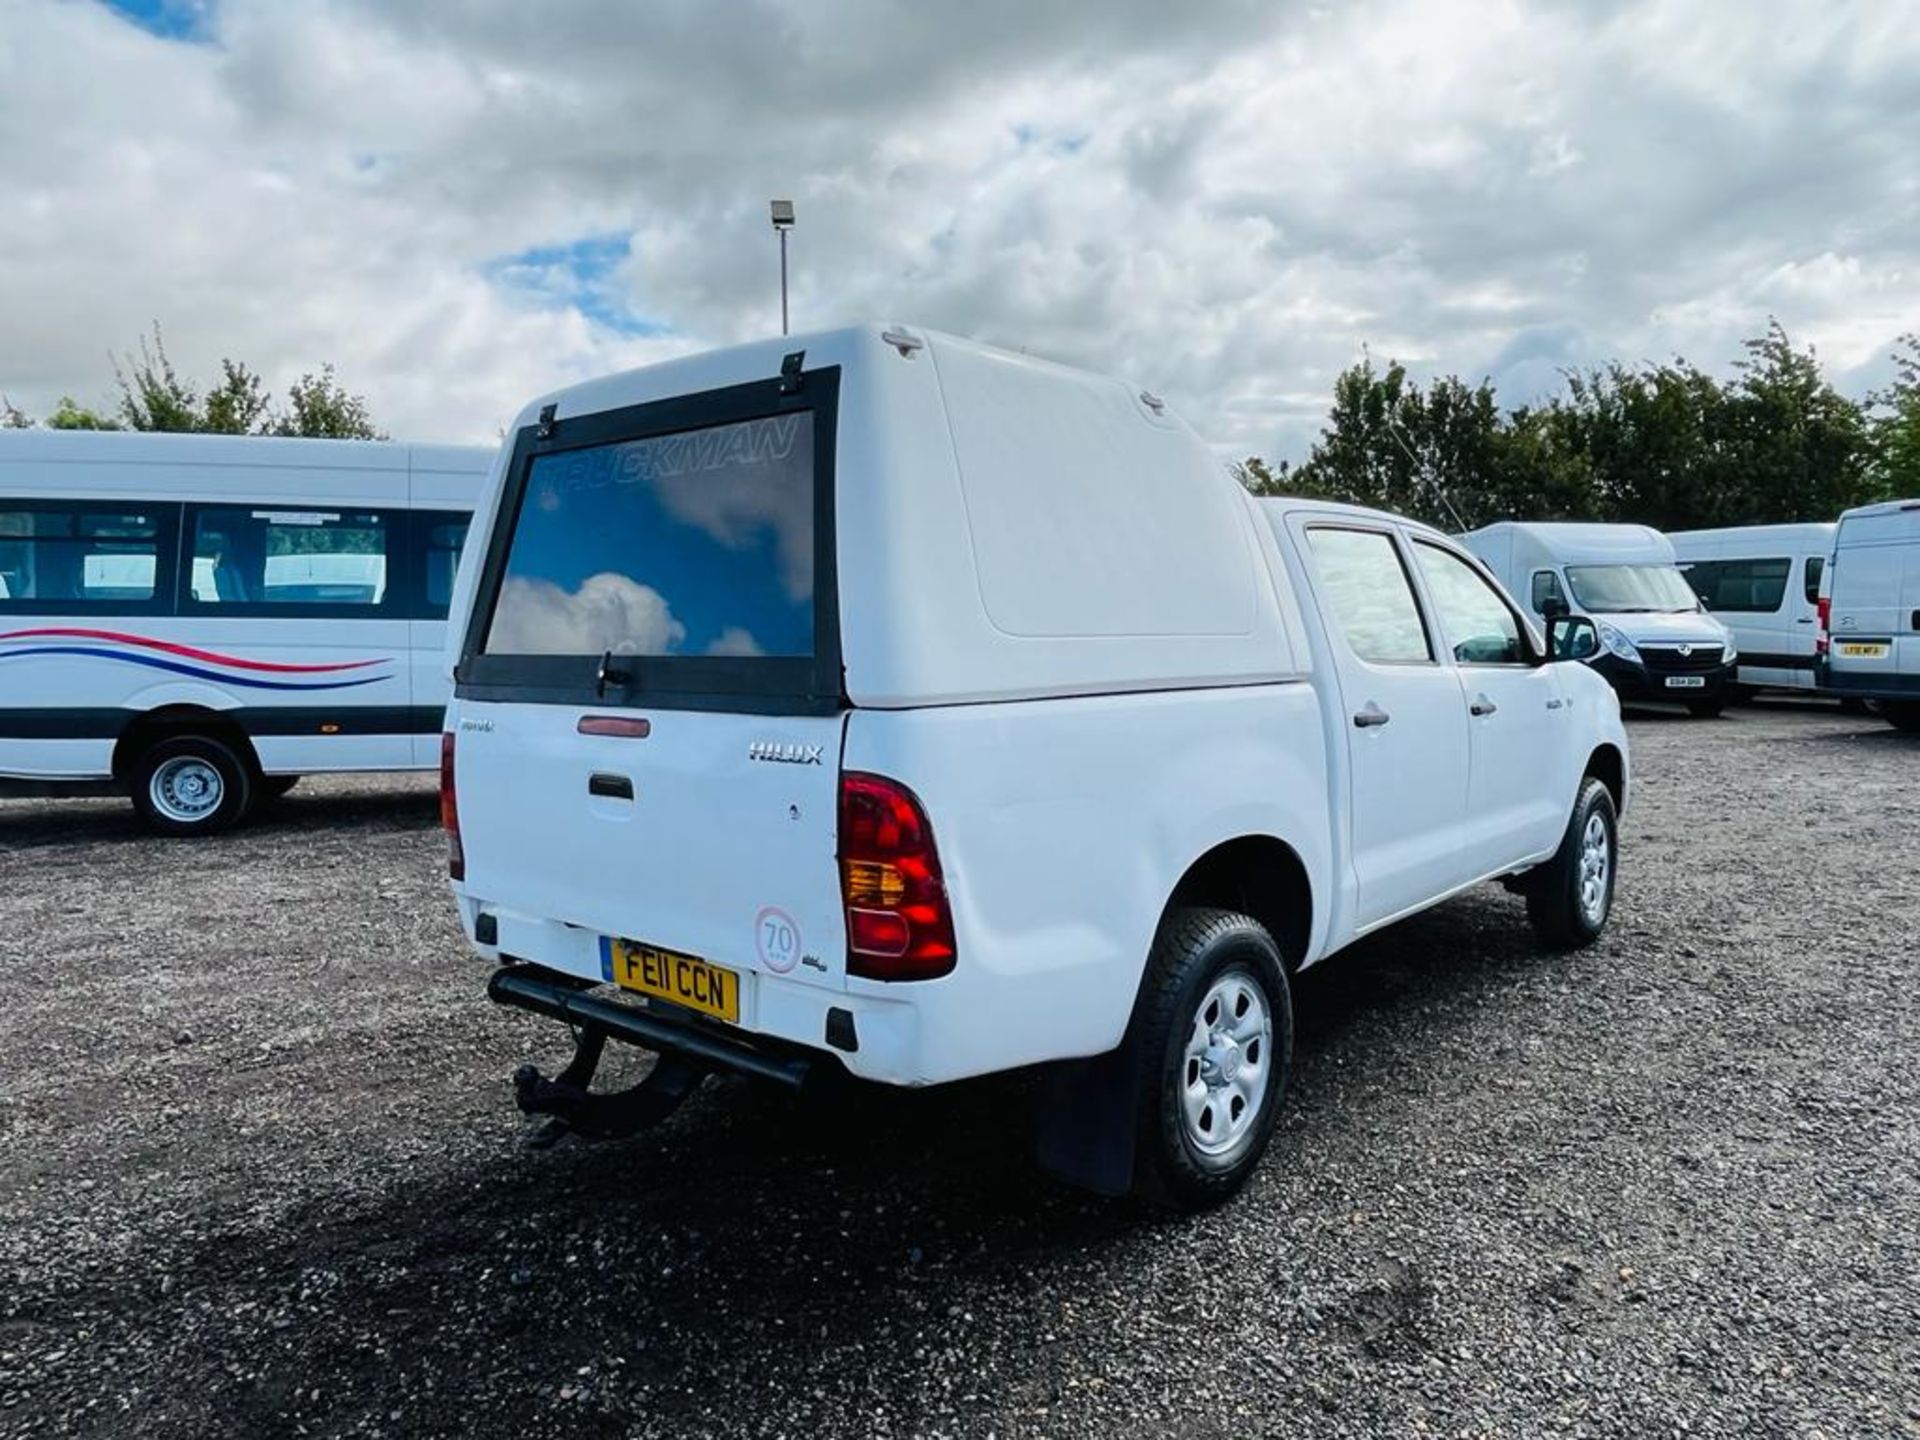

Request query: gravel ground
[{"left": 1, "top": 703, "right": 1916, "bottom": 1439}]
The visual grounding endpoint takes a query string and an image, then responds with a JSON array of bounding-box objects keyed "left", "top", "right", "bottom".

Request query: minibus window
[
  {"left": 0, "top": 505, "right": 165, "bottom": 607},
  {"left": 1803, "top": 556, "right": 1825, "bottom": 605},
  {"left": 415, "top": 512, "right": 470, "bottom": 619},
  {"left": 188, "top": 507, "right": 390, "bottom": 608},
  {"left": 1682, "top": 557, "right": 1790, "bottom": 613}
]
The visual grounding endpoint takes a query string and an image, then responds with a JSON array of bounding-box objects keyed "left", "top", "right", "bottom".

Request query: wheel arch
[
  {"left": 112, "top": 705, "right": 260, "bottom": 784},
  {"left": 1584, "top": 742, "right": 1626, "bottom": 815},
  {"left": 1159, "top": 834, "right": 1314, "bottom": 973}
]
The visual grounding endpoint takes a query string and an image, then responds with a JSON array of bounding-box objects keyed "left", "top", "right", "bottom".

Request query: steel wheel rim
[
  {"left": 1578, "top": 810, "right": 1611, "bottom": 925},
  {"left": 150, "top": 756, "right": 223, "bottom": 823},
  {"left": 1180, "top": 969, "right": 1273, "bottom": 1157}
]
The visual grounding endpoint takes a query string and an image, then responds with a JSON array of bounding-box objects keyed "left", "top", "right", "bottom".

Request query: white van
[
  {"left": 1462, "top": 521, "right": 1738, "bottom": 716},
  {"left": 1820, "top": 498, "right": 1920, "bottom": 731},
  {"left": 0, "top": 430, "right": 490, "bottom": 831},
  {"left": 1669, "top": 523, "right": 1834, "bottom": 695},
  {"left": 440, "top": 325, "right": 1629, "bottom": 1207}
]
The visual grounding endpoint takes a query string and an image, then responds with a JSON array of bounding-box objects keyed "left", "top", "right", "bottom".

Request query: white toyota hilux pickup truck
[{"left": 439, "top": 326, "right": 1628, "bottom": 1208}]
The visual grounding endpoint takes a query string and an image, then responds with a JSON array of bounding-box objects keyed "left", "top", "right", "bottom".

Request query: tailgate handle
[{"left": 588, "top": 772, "right": 634, "bottom": 801}]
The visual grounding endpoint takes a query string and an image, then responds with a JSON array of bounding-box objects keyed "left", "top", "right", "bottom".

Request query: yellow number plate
[
  {"left": 1838, "top": 642, "right": 1889, "bottom": 659},
  {"left": 607, "top": 940, "right": 739, "bottom": 1023}
]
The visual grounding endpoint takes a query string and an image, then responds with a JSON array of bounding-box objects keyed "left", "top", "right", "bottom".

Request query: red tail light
[
  {"left": 439, "top": 731, "right": 465, "bottom": 881},
  {"left": 1816, "top": 596, "right": 1832, "bottom": 655},
  {"left": 838, "top": 772, "right": 955, "bottom": 981}
]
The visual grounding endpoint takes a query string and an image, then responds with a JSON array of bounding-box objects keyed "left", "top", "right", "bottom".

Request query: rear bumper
[
  {"left": 1590, "top": 654, "right": 1737, "bottom": 703},
  {"left": 1818, "top": 661, "right": 1920, "bottom": 702},
  {"left": 488, "top": 963, "right": 818, "bottom": 1088}
]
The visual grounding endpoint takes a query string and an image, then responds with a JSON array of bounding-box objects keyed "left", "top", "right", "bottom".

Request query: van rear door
[
  {"left": 450, "top": 369, "right": 849, "bottom": 1001},
  {"left": 1829, "top": 505, "right": 1920, "bottom": 690}
]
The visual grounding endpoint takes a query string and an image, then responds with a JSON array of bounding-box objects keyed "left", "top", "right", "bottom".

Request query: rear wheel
[
  {"left": 129, "top": 735, "right": 254, "bottom": 836},
  {"left": 1526, "top": 776, "right": 1617, "bottom": 949},
  {"left": 1129, "top": 907, "right": 1292, "bottom": 1210}
]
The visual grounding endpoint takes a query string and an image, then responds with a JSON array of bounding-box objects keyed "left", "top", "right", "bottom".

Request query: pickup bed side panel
[{"left": 842, "top": 683, "right": 1333, "bottom": 1084}]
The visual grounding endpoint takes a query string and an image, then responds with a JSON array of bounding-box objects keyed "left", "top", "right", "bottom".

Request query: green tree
[
  {"left": 47, "top": 396, "right": 123, "bottom": 430},
  {"left": 114, "top": 323, "right": 202, "bottom": 432},
  {"left": 1716, "top": 320, "right": 1874, "bottom": 525},
  {"left": 203, "top": 359, "right": 273, "bottom": 435},
  {"left": 1868, "top": 332, "right": 1920, "bottom": 498},
  {"left": 271, "top": 365, "right": 385, "bottom": 440}
]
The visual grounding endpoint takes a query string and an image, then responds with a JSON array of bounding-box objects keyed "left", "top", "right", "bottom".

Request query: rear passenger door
[
  {"left": 1409, "top": 539, "right": 1570, "bottom": 864},
  {"left": 1296, "top": 523, "right": 1473, "bottom": 930}
]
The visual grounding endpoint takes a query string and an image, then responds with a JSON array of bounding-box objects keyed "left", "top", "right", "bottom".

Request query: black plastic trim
[{"left": 0, "top": 704, "right": 443, "bottom": 741}]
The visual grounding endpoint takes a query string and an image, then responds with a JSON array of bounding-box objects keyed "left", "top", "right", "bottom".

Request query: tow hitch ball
[{"left": 511, "top": 1025, "right": 707, "bottom": 1149}]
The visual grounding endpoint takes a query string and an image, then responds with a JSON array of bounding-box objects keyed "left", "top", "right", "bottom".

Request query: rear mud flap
[{"left": 1033, "top": 1040, "right": 1141, "bottom": 1197}]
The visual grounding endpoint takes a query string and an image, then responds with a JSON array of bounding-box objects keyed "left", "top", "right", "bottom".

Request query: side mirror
[
  {"left": 1541, "top": 595, "right": 1570, "bottom": 622},
  {"left": 1546, "top": 613, "right": 1599, "bottom": 662}
]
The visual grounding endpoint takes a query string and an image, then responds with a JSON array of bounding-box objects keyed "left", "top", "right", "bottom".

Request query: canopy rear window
[{"left": 459, "top": 366, "right": 840, "bottom": 712}]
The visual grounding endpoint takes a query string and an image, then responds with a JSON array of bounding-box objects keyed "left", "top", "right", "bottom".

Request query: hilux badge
[{"left": 749, "top": 741, "right": 824, "bottom": 766}]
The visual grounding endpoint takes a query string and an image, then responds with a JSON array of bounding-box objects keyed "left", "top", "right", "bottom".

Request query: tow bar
[{"left": 487, "top": 962, "right": 813, "bottom": 1147}]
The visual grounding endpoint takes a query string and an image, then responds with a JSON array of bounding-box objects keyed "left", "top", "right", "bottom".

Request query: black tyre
[
  {"left": 1882, "top": 701, "right": 1920, "bottom": 733},
  {"left": 129, "top": 735, "right": 254, "bottom": 836},
  {"left": 1686, "top": 696, "right": 1725, "bottom": 718},
  {"left": 1129, "top": 907, "right": 1292, "bottom": 1210},
  {"left": 261, "top": 774, "right": 302, "bottom": 800},
  {"left": 1525, "top": 776, "right": 1618, "bottom": 949}
]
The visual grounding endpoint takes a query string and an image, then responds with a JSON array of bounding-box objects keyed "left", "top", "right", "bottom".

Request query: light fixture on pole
[{"left": 769, "top": 199, "right": 795, "bottom": 336}]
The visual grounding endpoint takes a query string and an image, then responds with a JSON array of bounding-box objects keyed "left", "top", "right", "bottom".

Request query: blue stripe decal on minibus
[{"left": 0, "top": 646, "right": 390, "bottom": 691}]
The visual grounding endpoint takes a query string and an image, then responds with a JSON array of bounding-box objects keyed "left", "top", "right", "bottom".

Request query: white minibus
[
  {"left": 1461, "top": 521, "right": 1738, "bottom": 716},
  {"left": 1668, "top": 522, "right": 1834, "bottom": 696},
  {"left": 1819, "top": 498, "right": 1920, "bottom": 731},
  {"left": 0, "top": 430, "right": 492, "bottom": 832}
]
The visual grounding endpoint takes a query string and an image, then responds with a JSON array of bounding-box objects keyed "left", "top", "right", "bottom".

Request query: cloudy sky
[{"left": 3, "top": 0, "right": 1917, "bottom": 459}]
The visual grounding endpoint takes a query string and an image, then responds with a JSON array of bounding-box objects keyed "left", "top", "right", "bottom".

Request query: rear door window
[
  {"left": 1304, "top": 527, "right": 1432, "bottom": 664},
  {"left": 0, "top": 502, "right": 178, "bottom": 613},
  {"left": 483, "top": 413, "right": 815, "bottom": 660},
  {"left": 459, "top": 368, "right": 841, "bottom": 711},
  {"left": 412, "top": 511, "right": 471, "bottom": 620}
]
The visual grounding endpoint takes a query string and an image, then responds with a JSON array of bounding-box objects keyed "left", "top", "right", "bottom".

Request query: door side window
[
  {"left": 185, "top": 507, "right": 392, "bottom": 612},
  {"left": 1803, "top": 556, "right": 1825, "bottom": 605},
  {"left": 1304, "top": 527, "right": 1432, "bottom": 664},
  {"left": 1414, "top": 541, "right": 1527, "bottom": 665},
  {"left": 412, "top": 510, "right": 471, "bottom": 620},
  {"left": 1530, "top": 569, "right": 1565, "bottom": 614}
]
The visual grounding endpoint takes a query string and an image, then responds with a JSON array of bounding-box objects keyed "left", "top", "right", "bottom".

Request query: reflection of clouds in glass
[
  {"left": 704, "top": 626, "right": 764, "bottom": 657},
  {"left": 648, "top": 415, "right": 814, "bottom": 604},
  {"left": 489, "top": 573, "right": 685, "bottom": 656}
]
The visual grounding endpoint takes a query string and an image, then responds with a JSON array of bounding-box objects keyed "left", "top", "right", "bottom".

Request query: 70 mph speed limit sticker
[{"left": 755, "top": 906, "right": 802, "bottom": 974}]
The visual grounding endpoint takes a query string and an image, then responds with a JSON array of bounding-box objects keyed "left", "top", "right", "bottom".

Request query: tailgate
[{"left": 457, "top": 702, "right": 848, "bottom": 990}]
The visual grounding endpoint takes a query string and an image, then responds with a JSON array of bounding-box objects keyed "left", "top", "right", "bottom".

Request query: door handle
[
  {"left": 1352, "top": 702, "right": 1391, "bottom": 728},
  {"left": 1469, "top": 694, "right": 1498, "bottom": 717},
  {"left": 588, "top": 772, "right": 634, "bottom": 801},
  {"left": 1795, "top": 617, "right": 1814, "bottom": 624}
]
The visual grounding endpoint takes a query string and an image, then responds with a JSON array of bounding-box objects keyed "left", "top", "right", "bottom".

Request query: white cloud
[
  {"left": 2, "top": 0, "right": 1918, "bottom": 463},
  {"left": 704, "top": 627, "right": 765, "bottom": 658},
  {"left": 486, "top": 572, "right": 684, "bottom": 656}
]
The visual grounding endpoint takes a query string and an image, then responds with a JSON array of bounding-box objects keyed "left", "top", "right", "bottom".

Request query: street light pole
[{"left": 770, "top": 199, "right": 795, "bottom": 336}]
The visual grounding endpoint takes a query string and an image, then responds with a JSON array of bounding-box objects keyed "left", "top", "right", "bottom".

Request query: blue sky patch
[
  {"left": 484, "top": 233, "right": 669, "bottom": 337},
  {"left": 97, "top": 0, "right": 213, "bottom": 42}
]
